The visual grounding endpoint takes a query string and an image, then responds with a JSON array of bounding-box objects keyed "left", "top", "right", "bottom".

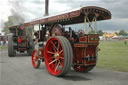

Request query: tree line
[{"left": 96, "top": 30, "right": 128, "bottom": 36}]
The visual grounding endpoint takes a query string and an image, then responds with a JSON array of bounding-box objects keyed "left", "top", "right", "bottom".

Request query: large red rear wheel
[
  {"left": 44, "top": 36, "right": 73, "bottom": 76},
  {"left": 32, "top": 50, "right": 41, "bottom": 68}
]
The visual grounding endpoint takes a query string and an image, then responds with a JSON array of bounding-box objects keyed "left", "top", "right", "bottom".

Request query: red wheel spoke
[
  {"left": 59, "top": 54, "right": 64, "bottom": 59},
  {"left": 54, "top": 61, "right": 60, "bottom": 72},
  {"left": 49, "top": 59, "right": 58, "bottom": 65},
  {"left": 59, "top": 61, "right": 63, "bottom": 68},
  {"left": 34, "top": 56, "right": 38, "bottom": 61},
  {"left": 60, "top": 64, "right": 63, "bottom": 68},
  {"left": 51, "top": 41, "right": 57, "bottom": 52},
  {"left": 60, "top": 57, "right": 64, "bottom": 60},
  {"left": 57, "top": 43, "right": 60, "bottom": 52},
  {"left": 53, "top": 47, "right": 56, "bottom": 53},
  {"left": 47, "top": 51, "right": 55, "bottom": 54},
  {"left": 59, "top": 49, "right": 63, "bottom": 54}
]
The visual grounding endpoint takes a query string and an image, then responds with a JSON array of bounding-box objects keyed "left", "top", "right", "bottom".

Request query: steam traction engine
[
  {"left": 8, "top": 25, "right": 34, "bottom": 57},
  {"left": 9, "top": 6, "right": 111, "bottom": 76},
  {"left": 30, "top": 6, "right": 111, "bottom": 76}
]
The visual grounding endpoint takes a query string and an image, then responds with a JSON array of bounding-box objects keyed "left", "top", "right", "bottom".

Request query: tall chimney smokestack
[{"left": 44, "top": 0, "right": 49, "bottom": 16}]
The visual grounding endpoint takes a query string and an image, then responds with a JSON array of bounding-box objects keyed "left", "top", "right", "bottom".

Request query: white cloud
[
  {"left": 0, "top": 0, "right": 12, "bottom": 21},
  {"left": 49, "top": 1, "right": 71, "bottom": 14},
  {"left": 0, "top": 0, "right": 12, "bottom": 32}
]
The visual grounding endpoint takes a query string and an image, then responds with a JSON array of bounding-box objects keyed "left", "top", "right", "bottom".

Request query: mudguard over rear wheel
[
  {"left": 44, "top": 36, "right": 73, "bottom": 76},
  {"left": 8, "top": 34, "right": 16, "bottom": 57}
]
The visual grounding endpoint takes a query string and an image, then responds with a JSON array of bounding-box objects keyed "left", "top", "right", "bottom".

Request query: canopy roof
[{"left": 9, "top": 6, "right": 111, "bottom": 29}]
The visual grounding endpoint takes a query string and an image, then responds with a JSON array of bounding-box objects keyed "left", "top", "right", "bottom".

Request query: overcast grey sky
[{"left": 0, "top": 0, "right": 128, "bottom": 33}]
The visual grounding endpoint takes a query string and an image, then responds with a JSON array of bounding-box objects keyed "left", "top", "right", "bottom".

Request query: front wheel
[
  {"left": 32, "top": 50, "right": 41, "bottom": 68},
  {"left": 44, "top": 36, "right": 73, "bottom": 76}
]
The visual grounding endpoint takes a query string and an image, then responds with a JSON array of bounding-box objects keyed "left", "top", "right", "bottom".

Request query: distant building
[
  {"left": 103, "top": 32, "right": 117, "bottom": 38},
  {"left": 0, "top": 35, "right": 8, "bottom": 45},
  {"left": 99, "top": 36, "right": 105, "bottom": 40}
]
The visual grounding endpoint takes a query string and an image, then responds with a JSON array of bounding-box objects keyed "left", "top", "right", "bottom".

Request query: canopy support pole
[
  {"left": 94, "top": 17, "right": 97, "bottom": 33},
  {"left": 84, "top": 16, "right": 87, "bottom": 34},
  {"left": 39, "top": 24, "right": 41, "bottom": 40}
]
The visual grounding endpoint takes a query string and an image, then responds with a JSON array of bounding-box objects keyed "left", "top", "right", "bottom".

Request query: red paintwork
[
  {"left": 72, "top": 44, "right": 97, "bottom": 72},
  {"left": 79, "top": 36, "right": 87, "bottom": 42},
  {"left": 17, "top": 36, "right": 27, "bottom": 51},
  {"left": 85, "top": 45, "right": 97, "bottom": 64},
  {"left": 17, "top": 37, "right": 22, "bottom": 43},
  {"left": 44, "top": 37, "right": 64, "bottom": 76},
  {"left": 18, "top": 36, "right": 26, "bottom": 43},
  {"left": 74, "top": 44, "right": 88, "bottom": 47},
  {"left": 88, "top": 35, "right": 99, "bottom": 43},
  {"left": 73, "top": 47, "right": 83, "bottom": 63},
  {"left": 73, "top": 45, "right": 97, "bottom": 65},
  {"left": 73, "top": 34, "right": 99, "bottom": 66},
  {"left": 20, "top": 26, "right": 24, "bottom": 30}
]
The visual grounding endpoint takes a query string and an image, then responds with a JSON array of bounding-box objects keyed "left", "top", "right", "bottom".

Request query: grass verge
[
  {"left": 96, "top": 40, "right": 128, "bottom": 72},
  {"left": 0, "top": 45, "right": 7, "bottom": 51}
]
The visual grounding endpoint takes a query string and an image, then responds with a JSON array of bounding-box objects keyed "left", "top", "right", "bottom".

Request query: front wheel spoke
[
  {"left": 34, "top": 52, "right": 38, "bottom": 56},
  {"left": 49, "top": 59, "right": 58, "bottom": 65},
  {"left": 34, "top": 59, "right": 38, "bottom": 63},
  {"left": 34, "top": 56, "right": 38, "bottom": 61},
  {"left": 54, "top": 61, "right": 60, "bottom": 72}
]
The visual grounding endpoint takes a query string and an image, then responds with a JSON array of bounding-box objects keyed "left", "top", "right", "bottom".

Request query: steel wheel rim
[
  {"left": 32, "top": 50, "right": 39, "bottom": 68},
  {"left": 45, "top": 37, "right": 64, "bottom": 75}
]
